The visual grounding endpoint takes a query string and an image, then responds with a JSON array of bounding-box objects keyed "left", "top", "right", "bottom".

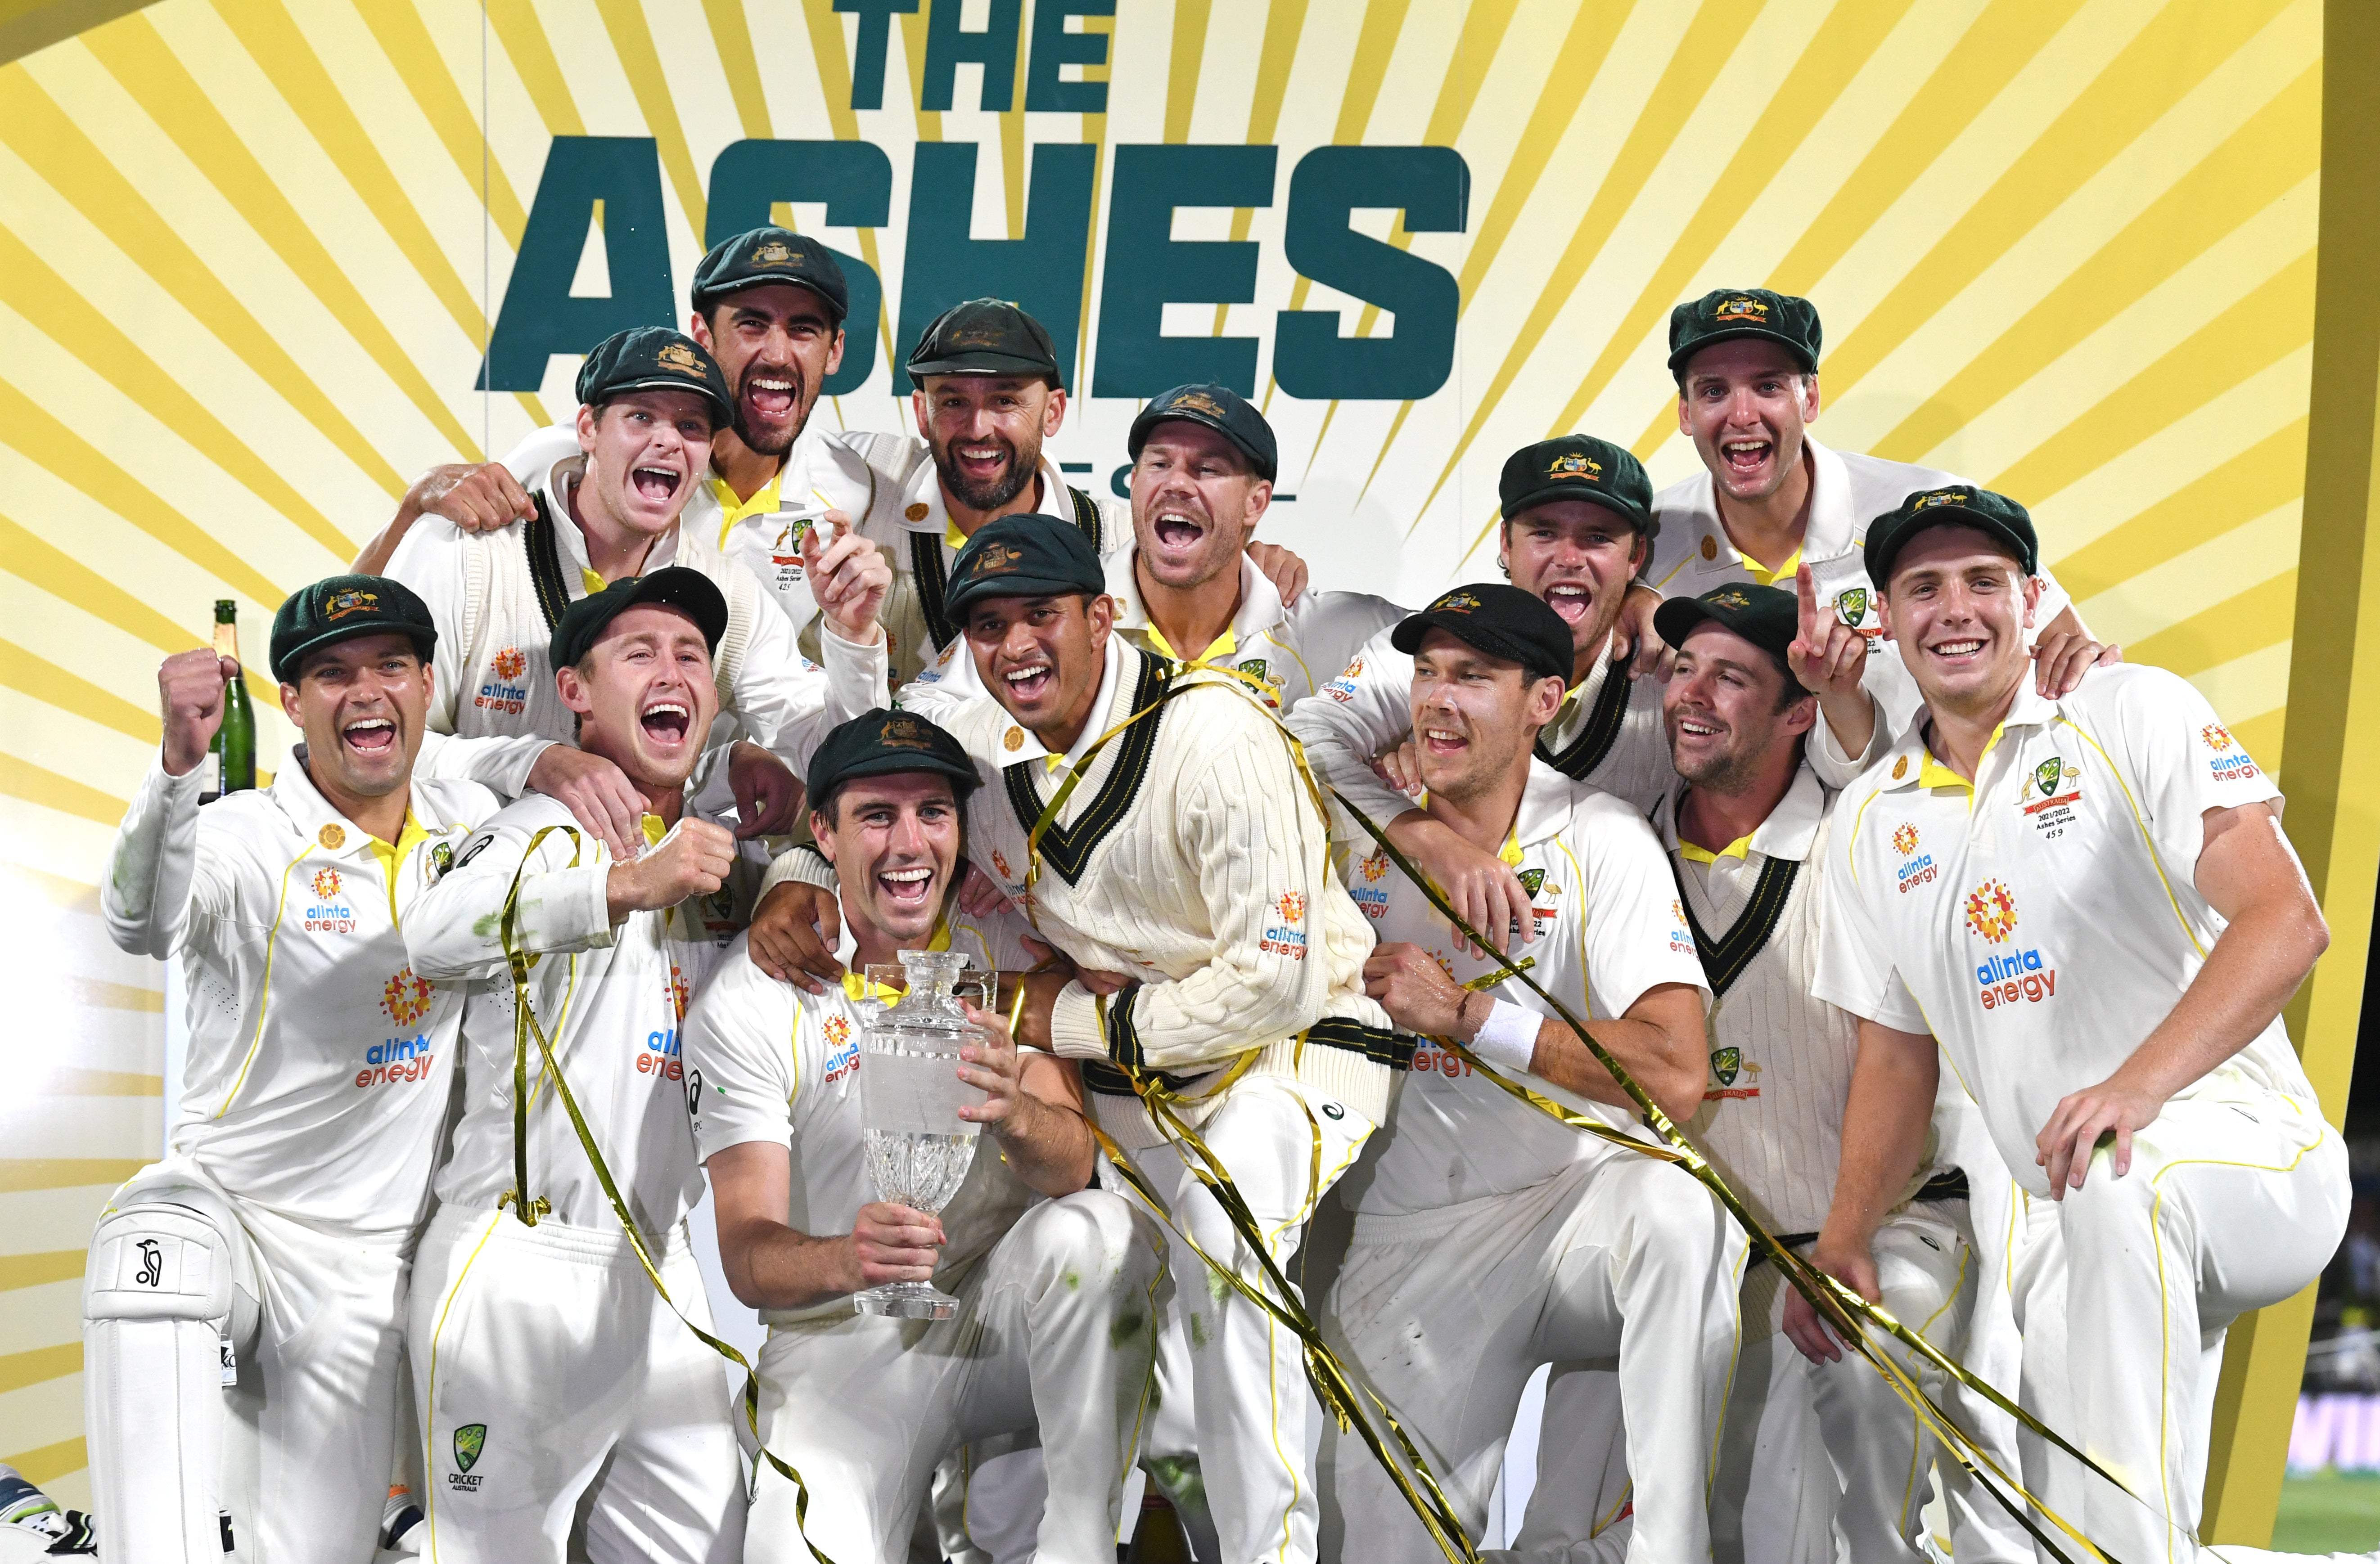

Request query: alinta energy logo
[
  {"left": 478, "top": 647, "right": 531, "bottom": 717},
  {"left": 823, "top": 1014, "right": 859, "bottom": 1083},
  {"left": 1350, "top": 852, "right": 1392, "bottom": 922},
  {"left": 382, "top": 967, "right": 433, "bottom": 1027},
  {"left": 2202, "top": 722, "right": 2261, "bottom": 783},
  {"left": 311, "top": 867, "right": 343, "bottom": 901},
  {"left": 305, "top": 863, "right": 358, "bottom": 935},
  {"left": 359, "top": 968, "right": 437, "bottom": 1089},
  {"left": 1893, "top": 823, "right": 1935, "bottom": 894},
  {"left": 1966, "top": 880, "right": 2055, "bottom": 1010},
  {"left": 1260, "top": 891, "right": 1310, "bottom": 960}
]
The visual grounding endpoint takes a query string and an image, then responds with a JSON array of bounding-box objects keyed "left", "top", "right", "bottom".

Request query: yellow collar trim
[
  {"left": 840, "top": 919, "right": 955, "bottom": 1002},
  {"left": 1914, "top": 723, "right": 2008, "bottom": 799},
  {"left": 581, "top": 566, "right": 608, "bottom": 597},
  {"left": 639, "top": 813, "right": 668, "bottom": 848},
  {"left": 366, "top": 811, "right": 431, "bottom": 921},
  {"left": 1677, "top": 834, "right": 1753, "bottom": 864},
  {"left": 1499, "top": 824, "right": 1524, "bottom": 867},
  {"left": 1741, "top": 546, "right": 1803, "bottom": 587},
  {"left": 944, "top": 518, "right": 969, "bottom": 551},
  {"left": 712, "top": 471, "right": 785, "bottom": 548},
  {"left": 1145, "top": 623, "right": 1237, "bottom": 665}
]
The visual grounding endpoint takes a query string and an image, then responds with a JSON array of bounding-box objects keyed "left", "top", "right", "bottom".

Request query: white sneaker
[{"left": 0, "top": 1465, "right": 93, "bottom": 1555}]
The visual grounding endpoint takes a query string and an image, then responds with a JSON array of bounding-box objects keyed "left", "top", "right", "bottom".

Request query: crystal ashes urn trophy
[{"left": 854, "top": 949, "right": 989, "bottom": 1320}]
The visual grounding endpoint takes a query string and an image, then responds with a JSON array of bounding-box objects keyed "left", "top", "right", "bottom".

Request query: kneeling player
[
  {"left": 685, "top": 710, "right": 1161, "bottom": 1564},
  {"left": 93, "top": 577, "right": 491, "bottom": 1560},
  {"left": 405, "top": 569, "right": 756, "bottom": 1563},
  {"left": 1325, "top": 585, "right": 1740, "bottom": 1564}
]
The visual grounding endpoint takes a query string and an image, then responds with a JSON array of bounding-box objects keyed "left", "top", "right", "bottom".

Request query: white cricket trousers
[
  {"left": 1102, "top": 1076, "right": 1375, "bottom": 1564},
  {"left": 2007, "top": 1094, "right": 2351, "bottom": 1564},
  {"left": 1322, "top": 1148, "right": 1746, "bottom": 1564},
  {"left": 745, "top": 1190, "right": 1163, "bottom": 1564},
  {"left": 84, "top": 1160, "right": 407, "bottom": 1564},
  {"left": 406, "top": 1205, "right": 744, "bottom": 1564}
]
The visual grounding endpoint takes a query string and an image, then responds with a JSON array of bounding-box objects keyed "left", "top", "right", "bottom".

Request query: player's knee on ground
[{"left": 83, "top": 1182, "right": 255, "bottom": 1558}]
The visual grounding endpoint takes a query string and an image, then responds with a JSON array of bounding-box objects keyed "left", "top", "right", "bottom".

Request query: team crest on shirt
[
  {"left": 2202, "top": 724, "right": 2261, "bottom": 782},
  {"left": 429, "top": 841, "right": 455, "bottom": 880},
  {"left": 2019, "top": 755, "right": 2082, "bottom": 835},
  {"left": 1322, "top": 657, "right": 1365, "bottom": 703},
  {"left": 449, "top": 1424, "right": 486, "bottom": 1492},
  {"left": 770, "top": 517, "right": 816, "bottom": 575},
  {"left": 1835, "top": 587, "right": 1868, "bottom": 628},
  {"left": 1704, "top": 1045, "right": 1759, "bottom": 1102},
  {"left": 1518, "top": 867, "right": 1545, "bottom": 896},
  {"left": 478, "top": 647, "right": 530, "bottom": 717}
]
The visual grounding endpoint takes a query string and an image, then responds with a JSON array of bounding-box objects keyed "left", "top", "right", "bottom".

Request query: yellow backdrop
[{"left": 0, "top": 0, "right": 2330, "bottom": 1528}]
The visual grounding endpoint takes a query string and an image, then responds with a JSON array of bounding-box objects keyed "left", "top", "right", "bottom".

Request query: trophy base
[{"left": 853, "top": 1281, "right": 959, "bottom": 1321}]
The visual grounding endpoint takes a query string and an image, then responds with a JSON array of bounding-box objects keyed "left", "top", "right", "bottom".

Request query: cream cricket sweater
[{"left": 938, "top": 636, "right": 1401, "bottom": 1149}]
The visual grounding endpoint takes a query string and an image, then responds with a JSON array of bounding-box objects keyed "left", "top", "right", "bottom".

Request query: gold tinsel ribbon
[
  {"left": 1336, "top": 796, "right": 2141, "bottom": 1564},
  {"left": 496, "top": 825, "right": 839, "bottom": 1564}
]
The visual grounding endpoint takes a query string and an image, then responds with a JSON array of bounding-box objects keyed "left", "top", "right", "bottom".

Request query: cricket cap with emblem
[
  {"left": 1499, "top": 435, "right": 1654, "bottom": 538},
  {"left": 942, "top": 512, "right": 1106, "bottom": 622},
  {"left": 806, "top": 707, "right": 979, "bottom": 805},
  {"left": 575, "top": 326, "right": 733, "bottom": 430},
  {"left": 1127, "top": 382, "right": 1278, "bottom": 481},
  {"left": 1667, "top": 286, "right": 1822, "bottom": 376},
  {"left": 1654, "top": 582, "right": 1802, "bottom": 683},
  {"left": 1392, "top": 583, "right": 1574, "bottom": 688},
  {"left": 905, "top": 298, "right": 1065, "bottom": 388},
  {"left": 1864, "top": 484, "right": 2039, "bottom": 591},
  {"left": 270, "top": 573, "right": 438, "bottom": 683},
  {"left": 547, "top": 566, "right": 729, "bottom": 670},
  {"left": 690, "top": 225, "right": 850, "bottom": 322}
]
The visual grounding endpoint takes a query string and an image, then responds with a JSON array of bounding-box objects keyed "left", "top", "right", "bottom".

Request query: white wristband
[{"left": 1468, "top": 998, "right": 1540, "bottom": 1073}]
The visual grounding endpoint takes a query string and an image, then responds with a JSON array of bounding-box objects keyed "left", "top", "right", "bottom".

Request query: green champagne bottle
[{"left": 210, "top": 599, "right": 256, "bottom": 795}]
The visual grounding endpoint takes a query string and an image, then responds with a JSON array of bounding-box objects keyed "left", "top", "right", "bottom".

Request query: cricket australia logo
[
  {"left": 1835, "top": 587, "right": 1869, "bottom": 628},
  {"left": 2021, "top": 756, "right": 2082, "bottom": 834},
  {"left": 449, "top": 1423, "right": 487, "bottom": 1492}
]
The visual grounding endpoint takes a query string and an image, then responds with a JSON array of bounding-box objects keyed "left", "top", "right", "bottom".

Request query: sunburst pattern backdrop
[{"left": 0, "top": 0, "right": 2322, "bottom": 1503}]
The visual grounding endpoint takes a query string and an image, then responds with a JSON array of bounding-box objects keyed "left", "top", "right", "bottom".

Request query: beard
[
  {"left": 1672, "top": 731, "right": 1771, "bottom": 795},
  {"left": 731, "top": 360, "right": 808, "bottom": 458},
  {"left": 933, "top": 431, "right": 1040, "bottom": 513}
]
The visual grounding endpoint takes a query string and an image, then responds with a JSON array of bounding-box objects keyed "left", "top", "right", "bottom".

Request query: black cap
[
  {"left": 1391, "top": 584, "right": 1573, "bottom": 688},
  {"left": 1499, "top": 436, "right": 1654, "bottom": 537},
  {"left": 1668, "top": 287, "right": 1822, "bottom": 376},
  {"left": 942, "top": 513, "right": 1106, "bottom": 625},
  {"left": 1128, "top": 383, "right": 1278, "bottom": 481},
  {"left": 690, "top": 226, "right": 849, "bottom": 322},
  {"left": 547, "top": 567, "right": 730, "bottom": 671},
  {"left": 1654, "top": 583, "right": 1800, "bottom": 673},
  {"left": 575, "top": 327, "right": 733, "bottom": 429},
  {"left": 270, "top": 574, "right": 438, "bottom": 683},
  {"left": 1863, "top": 485, "right": 2040, "bottom": 590},
  {"left": 806, "top": 708, "right": 979, "bottom": 809},
  {"left": 906, "top": 299, "right": 1064, "bottom": 387}
]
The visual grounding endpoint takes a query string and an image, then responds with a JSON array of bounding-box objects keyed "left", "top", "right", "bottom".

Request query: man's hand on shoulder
[
  {"left": 747, "top": 879, "right": 844, "bottom": 994},
  {"left": 526, "top": 746, "right": 645, "bottom": 861},
  {"left": 354, "top": 462, "right": 536, "bottom": 573},
  {"left": 726, "top": 741, "right": 802, "bottom": 837},
  {"left": 2029, "top": 603, "right": 2120, "bottom": 698},
  {"left": 1621, "top": 582, "right": 1667, "bottom": 678},
  {"left": 1248, "top": 540, "right": 1307, "bottom": 607}
]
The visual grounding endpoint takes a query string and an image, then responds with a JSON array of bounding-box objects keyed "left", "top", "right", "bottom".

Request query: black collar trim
[
  {"left": 1536, "top": 656, "right": 1633, "bottom": 780},
  {"left": 524, "top": 493, "right": 575, "bottom": 633},
  {"left": 1672, "top": 853, "right": 1801, "bottom": 997},
  {"left": 1002, "top": 649, "right": 1172, "bottom": 887}
]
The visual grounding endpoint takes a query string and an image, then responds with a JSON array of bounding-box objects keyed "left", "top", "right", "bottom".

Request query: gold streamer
[
  {"left": 1337, "top": 796, "right": 2134, "bottom": 1564},
  {"left": 495, "top": 825, "right": 839, "bottom": 1564}
]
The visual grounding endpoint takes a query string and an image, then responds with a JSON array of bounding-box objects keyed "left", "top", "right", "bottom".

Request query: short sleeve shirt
[{"left": 1814, "top": 664, "right": 2311, "bottom": 1196}]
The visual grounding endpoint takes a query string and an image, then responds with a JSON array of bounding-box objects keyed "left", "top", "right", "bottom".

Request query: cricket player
[
  {"left": 380, "top": 325, "right": 892, "bottom": 861},
  {"left": 685, "top": 709, "right": 1163, "bottom": 1564},
  {"left": 915, "top": 512, "right": 1397, "bottom": 1564},
  {"left": 1321, "top": 582, "right": 1735, "bottom": 1564},
  {"left": 1808, "top": 486, "right": 2363, "bottom": 1564},
  {"left": 1634, "top": 286, "right": 2107, "bottom": 716},
  {"left": 402, "top": 570, "right": 763, "bottom": 1563},
  {"left": 900, "top": 382, "right": 1399, "bottom": 718},
  {"left": 91, "top": 575, "right": 493, "bottom": 1562},
  {"left": 1654, "top": 582, "right": 1973, "bottom": 1562},
  {"left": 1289, "top": 435, "right": 1875, "bottom": 962}
]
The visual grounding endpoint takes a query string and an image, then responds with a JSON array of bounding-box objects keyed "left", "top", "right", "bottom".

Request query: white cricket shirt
[
  {"left": 681, "top": 910, "right": 1041, "bottom": 1323},
  {"left": 104, "top": 750, "right": 496, "bottom": 1237},
  {"left": 1813, "top": 664, "right": 2316, "bottom": 1198},
  {"left": 406, "top": 794, "right": 758, "bottom": 1239},
  {"left": 1338, "top": 762, "right": 1711, "bottom": 1219}
]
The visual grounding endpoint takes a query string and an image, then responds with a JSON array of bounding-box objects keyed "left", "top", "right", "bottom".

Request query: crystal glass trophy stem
[{"left": 854, "top": 949, "right": 987, "bottom": 1321}]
